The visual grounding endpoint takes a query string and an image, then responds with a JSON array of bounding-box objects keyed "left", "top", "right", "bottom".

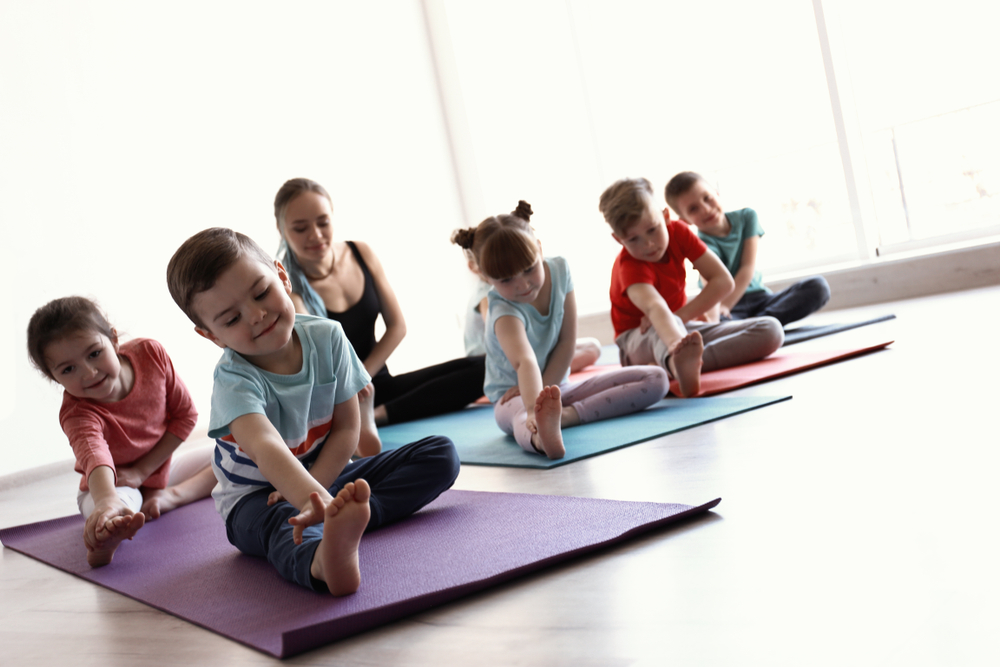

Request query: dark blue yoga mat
[
  {"left": 378, "top": 395, "right": 791, "bottom": 468},
  {"left": 782, "top": 314, "right": 896, "bottom": 345}
]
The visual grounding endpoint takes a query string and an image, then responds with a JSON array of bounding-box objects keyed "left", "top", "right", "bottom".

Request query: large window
[
  {"left": 835, "top": 1, "right": 1000, "bottom": 253},
  {"left": 434, "top": 0, "right": 999, "bottom": 309}
]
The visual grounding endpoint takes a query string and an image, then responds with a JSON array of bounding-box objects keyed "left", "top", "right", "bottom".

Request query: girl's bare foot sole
[
  {"left": 531, "top": 386, "right": 566, "bottom": 459},
  {"left": 88, "top": 512, "right": 145, "bottom": 568}
]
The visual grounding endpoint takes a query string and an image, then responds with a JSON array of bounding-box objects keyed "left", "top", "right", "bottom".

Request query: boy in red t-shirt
[{"left": 599, "top": 177, "right": 784, "bottom": 397}]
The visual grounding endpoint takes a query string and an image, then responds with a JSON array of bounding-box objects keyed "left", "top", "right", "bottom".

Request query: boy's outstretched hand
[{"left": 288, "top": 491, "right": 330, "bottom": 545}]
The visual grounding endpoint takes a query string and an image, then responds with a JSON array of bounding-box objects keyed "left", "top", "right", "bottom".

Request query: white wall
[{"left": 1, "top": 1, "right": 475, "bottom": 477}]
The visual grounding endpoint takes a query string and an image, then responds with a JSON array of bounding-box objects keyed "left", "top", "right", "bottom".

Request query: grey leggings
[
  {"left": 615, "top": 315, "right": 784, "bottom": 375},
  {"left": 493, "top": 365, "right": 669, "bottom": 453}
]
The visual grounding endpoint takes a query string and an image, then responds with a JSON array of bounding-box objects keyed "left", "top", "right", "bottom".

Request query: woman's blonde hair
[{"left": 451, "top": 201, "right": 539, "bottom": 281}]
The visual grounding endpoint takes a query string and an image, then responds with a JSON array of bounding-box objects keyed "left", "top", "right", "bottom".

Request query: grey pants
[{"left": 615, "top": 315, "right": 784, "bottom": 376}]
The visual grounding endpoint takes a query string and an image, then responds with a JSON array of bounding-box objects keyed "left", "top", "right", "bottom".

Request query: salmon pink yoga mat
[
  {"left": 673, "top": 340, "right": 894, "bottom": 396},
  {"left": 0, "top": 491, "right": 720, "bottom": 659}
]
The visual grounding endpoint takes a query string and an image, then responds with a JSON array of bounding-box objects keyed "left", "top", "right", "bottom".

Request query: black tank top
[{"left": 325, "top": 241, "right": 388, "bottom": 377}]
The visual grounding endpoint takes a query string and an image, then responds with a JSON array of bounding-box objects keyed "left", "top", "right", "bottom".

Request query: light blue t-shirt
[
  {"left": 207, "top": 314, "right": 370, "bottom": 520},
  {"left": 483, "top": 256, "right": 573, "bottom": 403},
  {"left": 697, "top": 208, "right": 769, "bottom": 294},
  {"left": 464, "top": 279, "right": 493, "bottom": 357}
]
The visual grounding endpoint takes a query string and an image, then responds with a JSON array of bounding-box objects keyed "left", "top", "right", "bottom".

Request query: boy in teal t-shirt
[
  {"left": 665, "top": 172, "right": 830, "bottom": 326},
  {"left": 166, "top": 227, "right": 458, "bottom": 596}
]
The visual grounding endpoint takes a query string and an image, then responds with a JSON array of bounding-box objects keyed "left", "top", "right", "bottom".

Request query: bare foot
[
  {"left": 570, "top": 338, "right": 602, "bottom": 372},
  {"left": 357, "top": 385, "right": 382, "bottom": 458},
  {"left": 88, "top": 512, "right": 145, "bottom": 568},
  {"left": 531, "top": 386, "right": 566, "bottom": 460},
  {"left": 667, "top": 331, "right": 704, "bottom": 398},
  {"left": 141, "top": 488, "right": 180, "bottom": 520},
  {"left": 310, "top": 480, "right": 372, "bottom": 596}
]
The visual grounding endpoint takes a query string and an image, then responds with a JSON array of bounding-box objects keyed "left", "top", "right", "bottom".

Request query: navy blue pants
[
  {"left": 225, "top": 436, "right": 459, "bottom": 591},
  {"left": 730, "top": 276, "right": 830, "bottom": 326}
]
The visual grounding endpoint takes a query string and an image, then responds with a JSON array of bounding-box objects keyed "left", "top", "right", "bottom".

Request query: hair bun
[
  {"left": 513, "top": 200, "right": 533, "bottom": 221},
  {"left": 450, "top": 227, "right": 476, "bottom": 250}
]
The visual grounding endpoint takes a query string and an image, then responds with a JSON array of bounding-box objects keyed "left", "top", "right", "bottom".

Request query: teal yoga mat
[{"left": 378, "top": 395, "right": 791, "bottom": 468}]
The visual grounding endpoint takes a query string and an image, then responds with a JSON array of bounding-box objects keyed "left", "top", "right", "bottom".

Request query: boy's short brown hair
[
  {"left": 664, "top": 171, "right": 707, "bottom": 217},
  {"left": 167, "top": 227, "right": 275, "bottom": 328},
  {"left": 598, "top": 177, "right": 656, "bottom": 237}
]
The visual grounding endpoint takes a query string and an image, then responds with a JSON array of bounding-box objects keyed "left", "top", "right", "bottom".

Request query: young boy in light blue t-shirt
[
  {"left": 166, "top": 227, "right": 458, "bottom": 596},
  {"left": 665, "top": 171, "right": 830, "bottom": 326}
]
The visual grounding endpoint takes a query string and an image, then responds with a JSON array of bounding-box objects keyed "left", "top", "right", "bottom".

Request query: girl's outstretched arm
[
  {"left": 114, "top": 431, "right": 184, "bottom": 488},
  {"left": 354, "top": 241, "right": 406, "bottom": 376},
  {"left": 541, "top": 289, "right": 577, "bottom": 386},
  {"left": 675, "top": 250, "right": 734, "bottom": 322},
  {"left": 494, "top": 315, "right": 543, "bottom": 415}
]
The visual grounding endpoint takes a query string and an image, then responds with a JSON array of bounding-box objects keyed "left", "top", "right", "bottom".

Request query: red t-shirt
[
  {"left": 59, "top": 338, "right": 198, "bottom": 491},
  {"left": 609, "top": 219, "right": 708, "bottom": 337}
]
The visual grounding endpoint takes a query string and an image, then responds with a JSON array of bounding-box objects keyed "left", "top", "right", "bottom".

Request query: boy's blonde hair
[
  {"left": 664, "top": 171, "right": 708, "bottom": 217},
  {"left": 167, "top": 227, "right": 276, "bottom": 328},
  {"left": 598, "top": 177, "right": 656, "bottom": 237},
  {"left": 451, "top": 201, "right": 539, "bottom": 281}
]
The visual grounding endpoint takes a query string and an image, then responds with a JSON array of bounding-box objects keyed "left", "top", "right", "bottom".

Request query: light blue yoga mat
[{"left": 378, "top": 395, "right": 791, "bottom": 468}]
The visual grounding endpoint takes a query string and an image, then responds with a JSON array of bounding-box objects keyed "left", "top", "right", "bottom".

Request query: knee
[
  {"left": 647, "top": 366, "right": 670, "bottom": 396},
  {"left": 419, "top": 435, "right": 460, "bottom": 484},
  {"left": 803, "top": 276, "right": 831, "bottom": 306},
  {"left": 757, "top": 316, "right": 785, "bottom": 350}
]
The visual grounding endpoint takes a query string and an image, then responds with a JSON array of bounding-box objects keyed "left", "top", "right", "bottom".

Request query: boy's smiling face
[
  {"left": 614, "top": 205, "right": 669, "bottom": 263},
  {"left": 673, "top": 179, "right": 729, "bottom": 236},
  {"left": 192, "top": 255, "right": 298, "bottom": 368}
]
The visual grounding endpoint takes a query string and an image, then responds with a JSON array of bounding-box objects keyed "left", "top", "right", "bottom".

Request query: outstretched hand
[
  {"left": 288, "top": 492, "right": 328, "bottom": 545},
  {"left": 113, "top": 464, "right": 146, "bottom": 489},
  {"left": 499, "top": 386, "right": 522, "bottom": 405}
]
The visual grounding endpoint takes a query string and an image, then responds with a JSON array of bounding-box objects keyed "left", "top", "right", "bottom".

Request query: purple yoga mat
[{"left": 1, "top": 490, "right": 720, "bottom": 658}]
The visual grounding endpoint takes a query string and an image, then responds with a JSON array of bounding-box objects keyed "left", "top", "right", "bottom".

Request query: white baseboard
[{"left": 579, "top": 240, "right": 1000, "bottom": 345}]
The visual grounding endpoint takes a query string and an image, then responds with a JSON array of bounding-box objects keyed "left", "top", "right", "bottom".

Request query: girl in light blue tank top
[{"left": 451, "top": 201, "right": 668, "bottom": 459}]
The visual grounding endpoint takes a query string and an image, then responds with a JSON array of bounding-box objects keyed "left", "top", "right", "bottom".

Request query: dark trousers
[
  {"left": 730, "top": 276, "right": 831, "bottom": 326},
  {"left": 225, "top": 436, "right": 459, "bottom": 591},
  {"left": 373, "top": 355, "right": 486, "bottom": 424}
]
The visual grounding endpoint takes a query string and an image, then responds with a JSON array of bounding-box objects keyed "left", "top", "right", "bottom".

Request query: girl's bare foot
[
  {"left": 667, "top": 331, "right": 704, "bottom": 397},
  {"left": 88, "top": 512, "right": 145, "bottom": 568},
  {"left": 140, "top": 488, "right": 180, "bottom": 520},
  {"left": 531, "top": 386, "right": 565, "bottom": 460},
  {"left": 357, "top": 385, "right": 382, "bottom": 458},
  {"left": 310, "top": 480, "right": 372, "bottom": 596}
]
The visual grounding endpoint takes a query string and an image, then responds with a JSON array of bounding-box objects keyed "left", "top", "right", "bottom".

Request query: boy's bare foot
[
  {"left": 310, "top": 480, "right": 371, "bottom": 596},
  {"left": 531, "top": 386, "right": 565, "bottom": 460},
  {"left": 357, "top": 385, "right": 382, "bottom": 458},
  {"left": 88, "top": 512, "right": 145, "bottom": 568},
  {"left": 667, "top": 331, "right": 704, "bottom": 398}
]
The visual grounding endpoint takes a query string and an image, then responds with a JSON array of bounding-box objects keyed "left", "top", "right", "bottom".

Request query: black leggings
[{"left": 372, "top": 355, "right": 486, "bottom": 424}]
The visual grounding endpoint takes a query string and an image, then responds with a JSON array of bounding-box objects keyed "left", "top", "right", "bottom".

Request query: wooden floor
[{"left": 3, "top": 286, "right": 999, "bottom": 666}]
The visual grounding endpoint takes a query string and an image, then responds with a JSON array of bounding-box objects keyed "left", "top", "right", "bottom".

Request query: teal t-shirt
[
  {"left": 697, "top": 208, "right": 769, "bottom": 294},
  {"left": 483, "top": 256, "right": 573, "bottom": 403}
]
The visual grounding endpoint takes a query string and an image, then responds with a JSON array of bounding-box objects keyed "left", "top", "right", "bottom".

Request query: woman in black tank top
[{"left": 274, "top": 178, "right": 486, "bottom": 456}]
